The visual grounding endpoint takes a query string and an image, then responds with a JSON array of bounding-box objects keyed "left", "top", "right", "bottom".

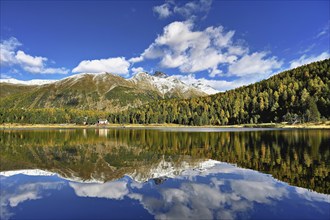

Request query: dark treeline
[
  {"left": 0, "top": 108, "right": 108, "bottom": 124},
  {"left": 110, "top": 59, "right": 330, "bottom": 125}
]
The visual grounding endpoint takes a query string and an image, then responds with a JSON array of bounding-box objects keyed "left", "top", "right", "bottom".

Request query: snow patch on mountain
[
  {"left": 1, "top": 71, "right": 219, "bottom": 95},
  {"left": 191, "top": 82, "right": 219, "bottom": 95},
  {"left": 130, "top": 72, "right": 219, "bottom": 95},
  {"left": 0, "top": 78, "right": 57, "bottom": 85},
  {"left": 127, "top": 158, "right": 220, "bottom": 183},
  {"left": 130, "top": 72, "right": 210, "bottom": 96}
]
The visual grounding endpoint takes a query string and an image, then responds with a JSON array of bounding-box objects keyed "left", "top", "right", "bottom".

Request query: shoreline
[{"left": 0, "top": 122, "right": 329, "bottom": 129}]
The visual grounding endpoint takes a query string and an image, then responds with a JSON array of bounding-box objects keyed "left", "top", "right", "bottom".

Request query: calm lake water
[{"left": 0, "top": 128, "right": 329, "bottom": 219}]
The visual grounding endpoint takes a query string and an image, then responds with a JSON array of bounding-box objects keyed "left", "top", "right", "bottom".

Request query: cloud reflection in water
[
  {"left": 67, "top": 162, "right": 329, "bottom": 219},
  {"left": 1, "top": 161, "right": 329, "bottom": 220}
]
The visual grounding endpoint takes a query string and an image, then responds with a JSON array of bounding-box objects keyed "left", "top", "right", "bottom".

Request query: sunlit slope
[{"left": 0, "top": 72, "right": 207, "bottom": 112}]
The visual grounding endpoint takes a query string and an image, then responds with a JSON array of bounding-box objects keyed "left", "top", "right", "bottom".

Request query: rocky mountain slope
[{"left": 0, "top": 72, "right": 217, "bottom": 112}]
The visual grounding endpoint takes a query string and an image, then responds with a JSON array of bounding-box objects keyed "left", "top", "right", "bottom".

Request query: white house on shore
[{"left": 97, "top": 119, "right": 108, "bottom": 125}]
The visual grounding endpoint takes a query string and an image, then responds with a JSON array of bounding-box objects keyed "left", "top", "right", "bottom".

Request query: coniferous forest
[
  {"left": 110, "top": 59, "right": 330, "bottom": 125},
  {"left": 0, "top": 59, "right": 329, "bottom": 125}
]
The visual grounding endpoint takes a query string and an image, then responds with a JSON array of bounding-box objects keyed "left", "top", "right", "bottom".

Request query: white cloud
[
  {"left": 72, "top": 57, "right": 130, "bottom": 75},
  {"left": 178, "top": 0, "right": 212, "bottom": 17},
  {"left": 131, "top": 67, "right": 145, "bottom": 75},
  {"left": 153, "top": 3, "right": 172, "bottom": 19},
  {"left": 228, "top": 45, "right": 248, "bottom": 56},
  {"left": 228, "top": 52, "right": 282, "bottom": 77},
  {"left": 206, "top": 26, "right": 235, "bottom": 48},
  {"left": 128, "top": 56, "right": 144, "bottom": 63},
  {"left": 160, "top": 54, "right": 188, "bottom": 68},
  {"left": 0, "top": 37, "right": 69, "bottom": 74},
  {"left": 209, "top": 68, "right": 222, "bottom": 78},
  {"left": 0, "top": 37, "right": 21, "bottom": 65},
  {"left": 289, "top": 52, "right": 330, "bottom": 69},
  {"left": 139, "top": 21, "right": 243, "bottom": 76},
  {"left": 175, "top": 72, "right": 275, "bottom": 92},
  {"left": 15, "top": 50, "right": 46, "bottom": 67},
  {"left": 174, "top": 74, "right": 239, "bottom": 92},
  {"left": 154, "top": 0, "right": 213, "bottom": 20}
]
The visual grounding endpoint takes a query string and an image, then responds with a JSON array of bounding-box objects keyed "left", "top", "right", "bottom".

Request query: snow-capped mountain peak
[
  {"left": 130, "top": 71, "right": 219, "bottom": 95},
  {"left": 1, "top": 71, "right": 219, "bottom": 95},
  {"left": 130, "top": 72, "right": 203, "bottom": 97}
]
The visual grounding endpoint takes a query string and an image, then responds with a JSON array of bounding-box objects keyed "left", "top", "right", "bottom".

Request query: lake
[{"left": 0, "top": 128, "right": 329, "bottom": 219}]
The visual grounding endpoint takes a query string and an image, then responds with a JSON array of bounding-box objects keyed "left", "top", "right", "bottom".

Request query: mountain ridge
[
  {"left": 0, "top": 71, "right": 216, "bottom": 112},
  {"left": 0, "top": 71, "right": 219, "bottom": 95}
]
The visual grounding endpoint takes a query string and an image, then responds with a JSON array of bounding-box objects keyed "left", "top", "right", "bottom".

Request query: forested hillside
[
  {"left": 1, "top": 59, "right": 329, "bottom": 125},
  {"left": 110, "top": 59, "right": 330, "bottom": 125}
]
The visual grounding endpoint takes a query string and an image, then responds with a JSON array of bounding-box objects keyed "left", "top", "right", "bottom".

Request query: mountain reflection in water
[
  {"left": 1, "top": 161, "right": 329, "bottom": 220},
  {"left": 1, "top": 128, "right": 329, "bottom": 193}
]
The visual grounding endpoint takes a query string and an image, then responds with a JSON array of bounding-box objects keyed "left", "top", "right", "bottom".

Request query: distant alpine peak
[{"left": 153, "top": 71, "right": 168, "bottom": 78}]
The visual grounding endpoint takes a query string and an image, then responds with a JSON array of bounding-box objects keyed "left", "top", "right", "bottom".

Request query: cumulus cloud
[
  {"left": 139, "top": 21, "right": 242, "bottom": 76},
  {"left": 153, "top": 0, "right": 213, "bottom": 20},
  {"left": 131, "top": 67, "right": 145, "bottom": 75},
  {"left": 138, "top": 20, "right": 281, "bottom": 79},
  {"left": 153, "top": 3, "right": 172, "bottom": 19},
  {"left": 0, "top": 37, "right": 69, "bottom": 74},
  {"left": 174, "top": 0, "right": 212, "bottom": 19},
  {"left": 72, "top": 57, "right": 130, "bottom": 75},
  {"left": 289, "top": 52, "right": 329, "bottom": 69},
  {"left": 0, "top": 37, "right": 21, "bottom": 64},
  {"left": 129, "top": 56, "right": 144, "bottom": 63},
  {"left": 15, "top": 50, "right": 46, "bottom": 67},
  {"left": 228, "top": 52, "right": 282, "bottom": 77}
]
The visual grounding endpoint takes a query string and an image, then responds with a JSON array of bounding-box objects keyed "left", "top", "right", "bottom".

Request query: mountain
[
  {"left": 129, "top": 72, "right": 207, "bottom": 99},
  {"left": 0, "top": 72, "right": 215, "bottom": 112},
  {"left": 112, "top": 59, "right": 330, "bottom": 125}
]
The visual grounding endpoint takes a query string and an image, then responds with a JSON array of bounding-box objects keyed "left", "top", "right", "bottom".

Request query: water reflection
[
  {"left": 0, "top": 128, "right": 329, "bottom": 193},
  {"left": 1, "top": 161, "right": 329, "bottom": 220}
]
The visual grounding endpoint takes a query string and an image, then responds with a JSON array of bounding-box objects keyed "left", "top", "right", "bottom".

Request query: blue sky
[{"left": 1, "top": 0, "right": 329, "bottom": 91}]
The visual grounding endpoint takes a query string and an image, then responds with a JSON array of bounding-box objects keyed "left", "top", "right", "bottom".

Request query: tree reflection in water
[{"left": 0, "top": 128, "right": 329, "bottom": 193}]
